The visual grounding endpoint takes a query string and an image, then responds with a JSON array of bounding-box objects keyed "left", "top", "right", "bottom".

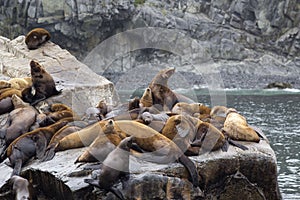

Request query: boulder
[{"left": 0, "top": 35, "right": 119, "bottom": 115}]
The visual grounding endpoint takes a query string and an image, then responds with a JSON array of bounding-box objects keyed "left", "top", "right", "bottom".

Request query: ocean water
[{"left": 120, "top": 88, "right": 300, "bottom": 199}]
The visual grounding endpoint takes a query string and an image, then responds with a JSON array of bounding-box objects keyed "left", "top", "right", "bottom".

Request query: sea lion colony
[{"left": 0, "top": 29, "right": 264, "bottom": 200}]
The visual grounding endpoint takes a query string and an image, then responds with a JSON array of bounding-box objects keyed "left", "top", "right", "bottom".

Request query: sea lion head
[
  {"left": 141, "top": 112, "right": 153, "bottom": 124},
  {"left": 128, "top": 97, "right": 140, "bottom": 110},
  {"left": 103, "top": 119, "right": 115, "bottom": 134},
  {"left": 118, "top": 136, "right": 133, "bottom": 151},
  {"left": 226, "top": 108, "right": 238, "bottom": 116},
  {"left": 0, "top": 80, "right": 11, "bottom": 89},
  {"left": 11, "top": 94, "right": 29, "bottom": 108}
]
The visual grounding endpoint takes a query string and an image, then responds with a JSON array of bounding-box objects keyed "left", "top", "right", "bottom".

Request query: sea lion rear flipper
[
  {"left": 33, "top": 135, "right": 47, "bottom": 159},
  {"left": 0, "top": 147, "right": 8, "bottom": 163},
  {"left": 84, "top": 178, "right": 100, "bottom": 188},
  {"left": 248, "top": 125, "right": 265, "bottom": 140},
  {"left": 12, "top": 159, "right": 23, "bottom": 176},
  {"left": 110, "top": 187, "right": 125, "bottom": 200},
  {"left": 221, "top": 140, "right": 229, "bottom": 152},
  {"left": 30, "top": 94, "right": 46, "bottom": 106},
  {"left": 178, "top": 155, "right": 199, "bottom": 187},
  {"left": 228, "top": 139, "right": 248, "bottom": 151},
  {"left": 40, "top": 147, "right": 56, "bottom": 162}
]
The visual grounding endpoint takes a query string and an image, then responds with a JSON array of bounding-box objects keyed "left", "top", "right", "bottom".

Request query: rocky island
[{"left": 0, "top": 36, "right": 281, "bottom": 199}]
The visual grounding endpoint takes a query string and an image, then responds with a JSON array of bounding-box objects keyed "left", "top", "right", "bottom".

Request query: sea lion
[
  {"left": 114, "top": 120, "right": 199, "bottom": 187},
  {"left": 41, "top": 103, "right": 78, "bottom": 123},
  {"left": 161, "top": 115, "right": 199, "bottom": 156},
  {"left": 222, "top": 108, "right": 260, "bottom": 142},
  {"left": 0, "top": 95, "right": 37, "bottom": 147},
  {"left": 75, "top": 120, "right": 124, "bottom": 163},
  {"left": 1, "top": 120, "right": 68, "bottom": 176},
  {"left": 149, "top": 68, "right": 178, "bottom": 111},
  {"left": 0, "top": 88, "right": 22, "bottom": 101},
  {"left": 128, "top": 97, "right": 140, "bottom": 111},
  {"left": 172, "top": 102, "right": 211, "bottom": 116},
  {"left": 0, "top": 97, "right": 13, "bottom": 115},
  {"left": 139, "top": 111, "right": 169, "bottom": 124},
  {"left": 26, "top": 60, "right": 61, "bottom": 105},
  {"left": 53, "top": 121, "right": 107, "bottom": 152},
  {"left": 9, "top": 175, "right": 34, "bottom": 200},
  {"left": 41, "top": 125, "right": 82, "bottom": 161},
  {"left": 140, "top": 87, "right": 153, "bottom": 107},
  {"left": 84, "top": 136, "right": 133, "bottom": 200},
  {"left": 25, "top": 28, "right": 51, "bottom": 50},
  {"left": 8, "top": 77, "right": 32, "bottom": 90},
  {"left": 210, "top": 106, "right": 228, "bottom": 118}
]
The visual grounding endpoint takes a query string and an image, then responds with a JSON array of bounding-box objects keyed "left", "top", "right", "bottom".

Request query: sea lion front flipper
[
  {"left": 12, "top": 159, "right": 23, "bottom": 176},
  {"left": 30, "top": 94, "right": 46, "bottom": 106},
  {"left": 33, "top": 135, "right": 47, "bottom": 159},
  {"left": 83, "top": 162, "right": 102, "bottom": 170},
  {"left": 110, "top": 187, "right": 125, "bottom": 200},
  {"left": 178, "top": 155, "right": 199, "bottom": 187},
  {"left": 228, "top": 139, "right": 248, "bottom": 151}
]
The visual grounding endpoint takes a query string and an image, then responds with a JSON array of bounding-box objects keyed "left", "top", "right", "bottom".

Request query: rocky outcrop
[
  {"left": 0, "top": 35, "right": 119, "bottom": 116},
  {"left": 0, "top": 135, "right": 281, "bottom": 199}
]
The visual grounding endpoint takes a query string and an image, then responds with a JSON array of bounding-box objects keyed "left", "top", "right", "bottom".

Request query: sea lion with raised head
[
  {"left": 26, "top": 60, "right": 61, "bottom": 105},
  {"left": 1, "top": 120, "right": 68, "bottom": 176},
  {"left": 114, "top": 120, "right": 199, "bottom": 187},
  {"left": 149, "top": 68, "right": 178, "bottom": 111},
  {"left": 84, "top": 136, "right": 133, "bottom": 200},
  {"left": 140, "top": 87, "right": 153, "bottom": 107},
  {"left": 25, "top": 28, "right": 51, "bottom": 50}
]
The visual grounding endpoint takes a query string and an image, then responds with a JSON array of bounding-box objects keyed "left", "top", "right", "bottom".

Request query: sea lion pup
[
  {"left": 1, "top": 120, "right": 68, "bottom": 176},
  {"left": 0, "top": 97, "right": 13, "bottom": 115},
  {"left": 0, "top": 94, "right": 37, "bottom": 148},
  {"left": 9, "top": 175, "right": 34, "bottom": 200},
  {"left": 41, "top": 125, "right": 82, "bottom": 161},
  {"left": 114, "top": 120, "right": 199, "bottom": 187},
  {"left": 140, "top": 87, "right": 153, "bottom": 107},
  {"left": 26, "top": 60, "right": 61, "bottom": 105},
  {"left": 8, "top": 77, "right": 32, "bottom": 90},
  {"left": 149, "top": 68, "right": 179, "bottom": 111},
  {"left": 25, "top": 28, "right": 51, "bottom": 50},
  {"left": 222, "top": 108, "right": 260, "bottom": 142},
  {"left": 84, "top": 136, "right": 133, "bottom": 200},
  {"left": 75, "top": 120, "right": 124, "bottom": 163}
]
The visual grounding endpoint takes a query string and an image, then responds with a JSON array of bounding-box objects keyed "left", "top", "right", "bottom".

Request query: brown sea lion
[
  {"left": 1, "top": 120, "right": 68, "bottom": 176},
  {"left": 84, "top": 136, "right": 133, "bottom": 200},
  {"left": 9, "top": 77, "right": 32, "bottom": 90},
  {"left": 149, "top": 68, "right": 178, "bottom": 111},
  {"left": 0, "top": 88, "right": 22, "bottom": 101},
  {"left": 0, "top": 95, "right": 37, "bottom": 147},
  {"left": 210, "top": 106, "right": 228, "bottom": 118},
  {"left": 26, "top": 60, "right": 61, "bottom": 105},
  {"left": 128, "top": 97, "right": 140, "bottom": 111},
  {"left": 25, "top": 28, "right": 51, "bottom": 50},
  {"left": 114, "top": 120, "right": 199, "bottom": 187},
  {"left": 172, "top": 102, "right": 211, "bottom": 116},
  {"left": 0, "top": 97, "right": 13, "bottom": 115},
  {"left": 53, "top": 121, "right": 107, "bottom": 152},
  {"left": 140, "top": 87, "right": 153, "bottom": 107},
  {"left": 42, "top": 103, "right": 78, "bottom": 123},
  {"left": 75, "top": 120, "right": 124, "bottom": 163},
  {"left": 222, "top": 108, "right": 260, "bottom": 142}
]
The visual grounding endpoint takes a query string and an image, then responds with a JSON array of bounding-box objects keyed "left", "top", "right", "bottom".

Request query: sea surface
[{"left": 119, "top": 88, "right": 300, "bottom": 199}]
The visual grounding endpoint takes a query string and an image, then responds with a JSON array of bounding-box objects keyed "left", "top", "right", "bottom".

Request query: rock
[
  {"left": 0, "top": 135, "right": 281, "bottom": 199},
  {"left": 265, "top": 82, "right": 293, "bottom": 89},
  {"left": 0, "top": 35, "right": 119, "bottom": 116}
]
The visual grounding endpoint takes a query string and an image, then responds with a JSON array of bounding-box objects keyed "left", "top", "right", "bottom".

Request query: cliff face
[{"left": 0, "top": 0, "right": 299, "bottom": 89}]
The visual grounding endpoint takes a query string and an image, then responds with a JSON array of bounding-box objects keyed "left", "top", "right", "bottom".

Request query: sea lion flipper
[
  {"left": 84, "top": 178, "right": 100, "bottom": 188},
  {"left": 178, "top": 155, "right": 199, "bottom": 187},
  {"left": 30, "top": 94, "right": 46, "bottom": 106},
  {"left": 12, "top": 159, "right": 22, "bottom": 176},
  {"left": 0, "top": 147, "right": 8, "bottom": 163},
  {"left": 228, "top": 139, "right": 248, "bottom": 151},
  {"left": 248, "top": 125, "right": 265, "bottom": 140},
  {"left": 40, "top": 147, "right": 55, "bottom": 162},
  {"left": 33, "top": 135, "right": 47, "bottom": 159},
  {"left": 110, "top": 187, "right": 125, "bottom": 200},
  {"left": 221, "top": 140, "right": 229, "bottom": 152}
]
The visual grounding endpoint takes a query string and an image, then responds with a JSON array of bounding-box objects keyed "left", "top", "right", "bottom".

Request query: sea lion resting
[{"left": 25, "top": 28, "right": 51, "bottom": 50}]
